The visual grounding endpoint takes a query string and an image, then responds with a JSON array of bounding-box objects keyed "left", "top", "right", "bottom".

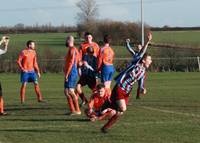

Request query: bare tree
[{"left": 76, "top": 0, "right": 99, "bottom": 24}]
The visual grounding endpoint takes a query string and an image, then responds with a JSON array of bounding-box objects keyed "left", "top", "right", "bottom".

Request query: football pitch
[{"left": 0, "top": 72, "right": 199, "bottom": 143}]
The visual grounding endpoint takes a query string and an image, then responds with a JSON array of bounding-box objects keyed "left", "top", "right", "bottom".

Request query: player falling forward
[
  {"left": 101, "top": 34, "right": 152, "bottom": 133},
  {"left": 17, "top": 40, "right": 44, "bottom": 104},
  {"left": 125, "top": 33, "right": 152, "bottom": 99},
  {"left": 0, "top": 36, "right": 9, "bottom": 115},
  {"left": 64, "top": 36, "right": 81, "bottom": 115},
  {"left": 85, "top": 84, "right": 116, "bottom": 122}
]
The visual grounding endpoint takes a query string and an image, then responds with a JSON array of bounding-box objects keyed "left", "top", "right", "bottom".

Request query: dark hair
[
  {"left": 26, "top": 40, "right": 35, "bottom": 47},
  {"left": 96, "top": 83, "right": 105, "bottom": 90},
  {"left": 87, "top": 46, "right": 94, "bottom": 54},
  {"left": 84, "top": 32, "right": 92, "bottom": 37},
  {"left": 104, "top": 34, "right": 111, "bottom": 44},
  {"left": 65, "top": 40, "right": 69, "bottom": 47},
  {"left": 140, "top": 53, "right": 151, "bottom": 63}
]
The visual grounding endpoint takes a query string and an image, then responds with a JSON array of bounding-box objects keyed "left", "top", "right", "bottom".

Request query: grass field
[
  {"left": 0, "top": 72, "right": 200, "bottom": 143},
  {"left": 1, "top": 30, "right": 200, "bottom": 60},
  {"left": 152, "top": 31, "right": 200, "bottom": 48}
]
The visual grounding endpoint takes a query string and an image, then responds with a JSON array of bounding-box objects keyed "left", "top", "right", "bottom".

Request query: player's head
[
  {"left": 140, "top": 53, "right": 152, "bottom": 68},
  {"left": 26, "top": 40, "right": 36, "bottom": 50},
  {"left": 96, "top": 84, "right": 105, "bottom": 98},
  {"left": 87, "top": 46, "right": 94, "bottom": 56},
  {"left": 104, "top": 34, "right": 111, "bottom": 44},
  {"left": 84, "top": 32, "right": 93, "bottom": 43},
  {"left": 66, "top": 35, "right": 74, "bottom": 48}
]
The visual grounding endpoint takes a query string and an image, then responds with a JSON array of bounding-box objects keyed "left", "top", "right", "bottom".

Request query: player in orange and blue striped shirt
[
  {"left": 17, "top": 40, "right": 43, "bottom": 104},
  {"left": 64, "top": 36, "right": 81, "bottom": 115},
  {"left": 98, "top": 35, "right": 115, "bottom": 95}
]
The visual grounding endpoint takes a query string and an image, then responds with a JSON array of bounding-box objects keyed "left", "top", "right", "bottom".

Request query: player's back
[{"left": 100, "top": 46, "right": 114, "bottom": 66}]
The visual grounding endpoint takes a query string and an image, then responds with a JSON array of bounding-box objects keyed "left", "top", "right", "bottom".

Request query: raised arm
[
  {"left": 138, "top": 32, "right": 152, "bottom": 58},
  {"left": 0, "top": 36, "right": 9, "bottom": 55},
  {"left": 125, "top": 39, "right": 136, "bottom": 55}
]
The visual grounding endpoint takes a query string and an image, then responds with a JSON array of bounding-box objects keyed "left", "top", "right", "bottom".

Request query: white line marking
[{"left": 141, "top": 106, "right": 200, "bottom": 118}]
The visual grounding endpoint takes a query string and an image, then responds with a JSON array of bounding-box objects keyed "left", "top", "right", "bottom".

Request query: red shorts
[{"left": 111, "top": 85, "right": 129, "bottom": 105}]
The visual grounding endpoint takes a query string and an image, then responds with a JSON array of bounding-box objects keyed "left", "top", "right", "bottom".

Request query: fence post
[{"left": 197, "top": 56, "right": 200, "bottom": 72}]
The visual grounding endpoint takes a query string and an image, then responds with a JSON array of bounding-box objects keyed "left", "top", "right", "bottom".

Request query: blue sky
[{"left": 0, "top": 0, "right": 199, "bottom": 27}]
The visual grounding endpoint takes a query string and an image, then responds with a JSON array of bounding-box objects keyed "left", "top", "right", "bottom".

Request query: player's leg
[
  {"left": 98, "top": 108, "right": 116, "bottom": 121},
  {"left": 20, "top": 82, "right": 27, "bottom": 104},
  {"left": 31, "top": 72, "right": 43, "bottom": 102},
  {"left": 69, "top": 88, "right": 81, "bottom": 114},
  {"left": 0, "top": 82, "right": 6, "bottom": 115},
  {"left": 34, "top": 83, "right": 43, "bottom": 102},
  {"left": 101, "top": 99, "right": 126, "bottom": 133},
  {"left": 76, "top": 82, "right": 88, "bottom": 106},
  {"left": 102, "top": 65, "right": 115, "bottom": 96},
  {"left": 20, "top": 72, "right": 28, "bottom": 104},
  {"left": 64, "top": 88, "right": 75, "bottom": 114}
]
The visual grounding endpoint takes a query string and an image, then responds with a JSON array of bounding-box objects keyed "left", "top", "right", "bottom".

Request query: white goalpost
[{"left": 197, "top": 56, "right": 200, "bottom": 72}]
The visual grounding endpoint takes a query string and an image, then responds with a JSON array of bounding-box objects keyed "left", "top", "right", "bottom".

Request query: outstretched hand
[
  {"left": 147, "top": 32, "right": 152, "bottom": 41},
  {"left": 126, "top": 39, "right": 130, "bottom": 43}
]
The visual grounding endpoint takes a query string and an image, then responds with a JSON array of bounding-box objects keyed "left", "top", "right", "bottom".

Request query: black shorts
[
  {"left": 0, "top": 82, "right": 2, "bottom": 97},
  {"left": 77, "top": 76, "right": 97, "bottom": 90}
]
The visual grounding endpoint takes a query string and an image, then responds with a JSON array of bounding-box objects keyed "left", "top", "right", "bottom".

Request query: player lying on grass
[
  {"left": 0, "top": 36, "right": 9, "bottom": 115},
  {"left": 76, "top": 46, "right": 98, "bottom": 106},
  {"left": 17, "top": 40, "right": 44, "bottom": 104},
  {"left": 115, "top": 32, "right": 152, "bottom": 99},
  {"left": 64, "top": 36, "right": 81, "bottom": 115},
  {"left": 98, "top": 35, "right": 115, "bottom": 96},
  {"left": 85, "top": 84, "right": 116, "bottom": 122}
]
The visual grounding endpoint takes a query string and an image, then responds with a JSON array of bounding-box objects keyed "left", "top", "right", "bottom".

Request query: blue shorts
[
  {"left": 64, "top": 72, "right": 78, "bottom": 89},
  {"left": 101, "top": 65, "right": 115, "bottom": 83},
  {"left": 21, "top": 71, "right": 38, "bottom": 84}
]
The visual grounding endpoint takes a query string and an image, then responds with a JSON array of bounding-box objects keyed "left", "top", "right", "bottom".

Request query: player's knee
[{"left": 76, "top": 84, "right": 82, "bottom": 93}]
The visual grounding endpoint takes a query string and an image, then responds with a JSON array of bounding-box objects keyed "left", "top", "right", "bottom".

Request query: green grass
[
  {"left": 1, "top": 31, "right": 200, "bottom": 59},
  {"left": 152, "top": 30, "right": 200, "bottom": 48},
  {"left": 0, "top": 73, "right": 200, "bottom": 143}
]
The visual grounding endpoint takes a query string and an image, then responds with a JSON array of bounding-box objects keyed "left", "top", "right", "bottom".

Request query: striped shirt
[{"left": 119, "top": 64, "right": 146, "bottom": 94}]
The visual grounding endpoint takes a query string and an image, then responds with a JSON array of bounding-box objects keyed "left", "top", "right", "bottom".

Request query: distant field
[
  {"left": 152, "top": 30, "right": 200, "bottom": 48},
  {"left": 1, "top": 31, "right": 200, "bottom": 59},
  {"left": 0, "top": 73, "right": 199, "bottom": 143}
]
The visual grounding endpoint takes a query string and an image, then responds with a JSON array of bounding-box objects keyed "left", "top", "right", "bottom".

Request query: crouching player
[
  {"left": 0, "top": 36, "right": 9, "bottom": 115},
  {"left": 64, "top": 36, "right": 81, "bottom": 115},
  {"left": 17, "top": 40, "right": 43, "bottom": 104},
  {"left": 85, "top": 84, "right": 116, "bottom": 122},
  {"left": 101, "top": 53, "right": 152, "bottom": 133}
]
